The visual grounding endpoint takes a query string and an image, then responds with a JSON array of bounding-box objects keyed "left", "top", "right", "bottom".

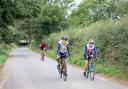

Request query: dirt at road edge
[{"left": 0, "top": 64, "right": 8, "bottom": 89}]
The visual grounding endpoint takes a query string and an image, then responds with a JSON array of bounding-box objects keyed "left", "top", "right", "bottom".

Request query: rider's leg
[
  {"left": 83, "top": 59, "right": 88, "bottom": 76},
  {"left": 56, "top": 55, "right": 61, "bottom": 69},
  {"left": 41, "top": 50, "right": 45, "bottom": 61},
  {"left": 43, "top": 51, "right": 45, "bottom": 58},
  {"left": 40, "top": 50, "right": 42, "bottom": 55}
]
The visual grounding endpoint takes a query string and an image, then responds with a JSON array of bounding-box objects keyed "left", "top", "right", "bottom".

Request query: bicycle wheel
[
  {"left": 59, "top": 56, "right": 67, "bottom": 81},
  {"left": 90, "top": 71, "right": 95, "bottom": 81},
  {"left": 41, "top": 55, "right": 44, "bottom": 61},
  {"left": 86, "top": 70, "right": 89, "bottom": 78},
  {"left": 41, "top": 51, "right": 44, "bottom": 61},
  {"left": 90, "top": 62, "right": 95, "bottom": 81},
  {"left": 60, "top": 70, "right": 62, "bottom": 79},
  {"left": 59, "top": 63, "right": 63, "bottom": 79},
  {"left": 63, "top": 71, "right": 67, "bottom": 81},
  {"left": 57, "top": 67, "right": 61, "bottom": 79}
]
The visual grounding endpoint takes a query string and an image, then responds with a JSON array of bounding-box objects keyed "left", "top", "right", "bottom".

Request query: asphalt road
[{"left": 2, "top": 47, "right": 128, "bottom": 89}]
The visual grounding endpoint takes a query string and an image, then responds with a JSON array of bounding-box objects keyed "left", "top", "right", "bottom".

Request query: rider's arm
[
  {"left": 39, "top": 43, "right": 41, "bottom": 48},
  {"left": 57, "top": 43, "right": 61, "bottom": 54},
  {"left": 93, "top": 47, "right": 97, "bottom": 58},
  {"left": 84, "top": 45, "right": 87, "bottom": 58},
  {"left": 39, "top": 43, "right": 42, "bottom": 50},
  {"left": 67, "top": 45, "right": 70, "bottom": 56}
]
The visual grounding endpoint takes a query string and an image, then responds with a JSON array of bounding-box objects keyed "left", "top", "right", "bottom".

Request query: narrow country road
[{"left": 2, "top": 47, "right": 128, "bottom": 89}]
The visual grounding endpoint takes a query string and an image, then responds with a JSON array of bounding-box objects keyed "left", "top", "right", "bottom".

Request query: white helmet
[{"left": 88, "top": 39, "right": 94, "bottom": 44}]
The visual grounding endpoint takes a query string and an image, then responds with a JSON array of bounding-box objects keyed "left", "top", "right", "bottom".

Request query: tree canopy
[
  {"left": 68, "top": 0, "right": 128, "bottom": 26},
  {"left": 0, "top": 0, "right": 72, "bottom": 44}
]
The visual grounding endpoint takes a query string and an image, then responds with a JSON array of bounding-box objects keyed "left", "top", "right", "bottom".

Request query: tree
[{"left": 68, "top": 0, "right": 128, "bottom": 26}]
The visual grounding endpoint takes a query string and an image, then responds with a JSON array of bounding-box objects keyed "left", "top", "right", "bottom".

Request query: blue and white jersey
[{"left": 57, "top": 40, "right": 68, "bottom": 54}]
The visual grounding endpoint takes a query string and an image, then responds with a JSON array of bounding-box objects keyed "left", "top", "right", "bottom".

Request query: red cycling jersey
[{"left": 39, "top": 42, "right": 46, "bottom": 49}]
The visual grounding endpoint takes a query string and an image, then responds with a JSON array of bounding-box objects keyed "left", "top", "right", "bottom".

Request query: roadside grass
[
  {"left": 0, "top": 47, "right": 11, "bottom": 64},
  {"left": 46, "top": 48, "right": 128, "bottom": 81},
  {"left": 46, "top": 49, "right": 56, "bottom": 59},
  {"left": 95, "top": 63, "right": 128, "bottom": 80},
  {"left": 29, "top": 45, "right": 40, "bottom": 53}
]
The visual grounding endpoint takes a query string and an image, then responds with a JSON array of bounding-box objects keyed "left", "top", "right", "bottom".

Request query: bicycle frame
[
  {"left": 59, "top": 56, "right": 67, "bottom": 81},
  {"left": 41, "top": 50, "right": 45, "bottom": 61},
  {"left": 60, "top": 58, "right": 65, "bottom": 73},
  {"left": 86, "top": 56, "right": 95, "bottom": 80}
]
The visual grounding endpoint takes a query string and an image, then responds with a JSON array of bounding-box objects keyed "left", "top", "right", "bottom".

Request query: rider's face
[
  {"left": 89, "top": 43, "right": 94, "bottom": 47},
  {"left": 62, "top": 39, "right": 66, "bottom": 45}
]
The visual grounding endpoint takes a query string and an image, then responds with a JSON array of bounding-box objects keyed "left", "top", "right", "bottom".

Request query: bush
[
  {"left": 96, "top": 18, "right": 128, "bottom": 70},
  {"left": 47, "top": 16, "right": 128, "bottom": 75}
]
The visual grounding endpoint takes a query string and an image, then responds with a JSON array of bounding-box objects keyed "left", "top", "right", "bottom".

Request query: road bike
[
  {"left": 58, "top": 56, "right": 67, "bottom": 81},
  {"left": 40, "top": 50, "right": 45, "bottom": 61},
  {"left": 84, "top": 54, "right": 95, "bottom": 81}
]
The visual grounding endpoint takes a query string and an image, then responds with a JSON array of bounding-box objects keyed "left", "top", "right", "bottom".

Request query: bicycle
[
  {"left": 40, "top": 50, "right": 45, "bottom": 61},
  {"left": 58, "top": 56, "right": 67, "bottom": 81},
  {"left": 84, "top": 54, "right": 95, "bottom": 81}
]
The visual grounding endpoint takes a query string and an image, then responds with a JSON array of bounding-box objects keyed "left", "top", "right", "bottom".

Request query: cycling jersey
[
  {"left": 57, "top": 40, "right": 68, "bottom": 57},
  {"left": 84, "top": 43, "right": 97, "bottom": 59},
  {"left": 39, "top": 42, "right": 46, "bottom": 50}
]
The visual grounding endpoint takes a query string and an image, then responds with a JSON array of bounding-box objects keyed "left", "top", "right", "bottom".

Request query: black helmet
[{"left": 62, "top": 36, "right": 68, "bottom": 40}]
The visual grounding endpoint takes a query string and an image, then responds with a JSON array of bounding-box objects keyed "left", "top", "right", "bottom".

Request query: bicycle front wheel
[
  {"left": 90, "top": 71, "right": 95, "bottom": 81},
  {"left": 63, "top": 72, "right": 67, "bottom": 81},
  {"left": 60, "top": 71, "right": 62, "bottom": 79}
]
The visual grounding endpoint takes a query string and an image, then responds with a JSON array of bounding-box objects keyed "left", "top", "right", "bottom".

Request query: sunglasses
[{"left": 89, "top": 42, "right": 94, "bottom": 44}]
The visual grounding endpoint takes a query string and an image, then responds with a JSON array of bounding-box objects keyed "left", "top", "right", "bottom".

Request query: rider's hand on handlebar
[{"left": 95, "top": 56, "right": 98, "bottom": 61}]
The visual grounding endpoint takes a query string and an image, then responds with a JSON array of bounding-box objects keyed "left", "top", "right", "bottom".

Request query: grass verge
[
  {"left": 46, "top": 49, "right": 128, "bottom": 81},
  {"left": 95, "top": 63, "right": 128, "bottom": 81},
  {"left": 0, "top": 47, "right": 11, "bottom": 64},
  {"left": 46, "top": 49, "right": 56, "bottom": 59},
  {"left": 29, "top": 45, "right": 40, "bottom": 53}
]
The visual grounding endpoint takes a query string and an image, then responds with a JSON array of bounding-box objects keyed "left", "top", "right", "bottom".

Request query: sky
[
  {"left": 74, "top": 0, "right": 82, "bottom": 5},
  {"left": 66, "top": 0, "right": 83, "bottom": 17}
]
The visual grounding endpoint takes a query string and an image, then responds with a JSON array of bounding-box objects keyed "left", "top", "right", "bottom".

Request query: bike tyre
[
  {"left": 90, "top": 71, "right": 95, "bottom": 81},
  {"left": 63, "top": 72, "right": 67, "bottom": 81}
]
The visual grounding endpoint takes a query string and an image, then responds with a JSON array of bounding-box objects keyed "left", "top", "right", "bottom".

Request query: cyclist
[
  {"left": 83, "top": 39, "right": 97, "bottom": 76},
  {"left": 39, "top": 39, "right": 46, "bottom": 61},
  {"left": 56, "top": 36, "right": 69, "bottom": 76}
]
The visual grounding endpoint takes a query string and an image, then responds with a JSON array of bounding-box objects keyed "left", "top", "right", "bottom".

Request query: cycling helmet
[
  {"left": 62, "top": 36, "right": 68, "bottom": 40},
  {"left": 88, "top": 39, "right": 94, "bottom": 44}
]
